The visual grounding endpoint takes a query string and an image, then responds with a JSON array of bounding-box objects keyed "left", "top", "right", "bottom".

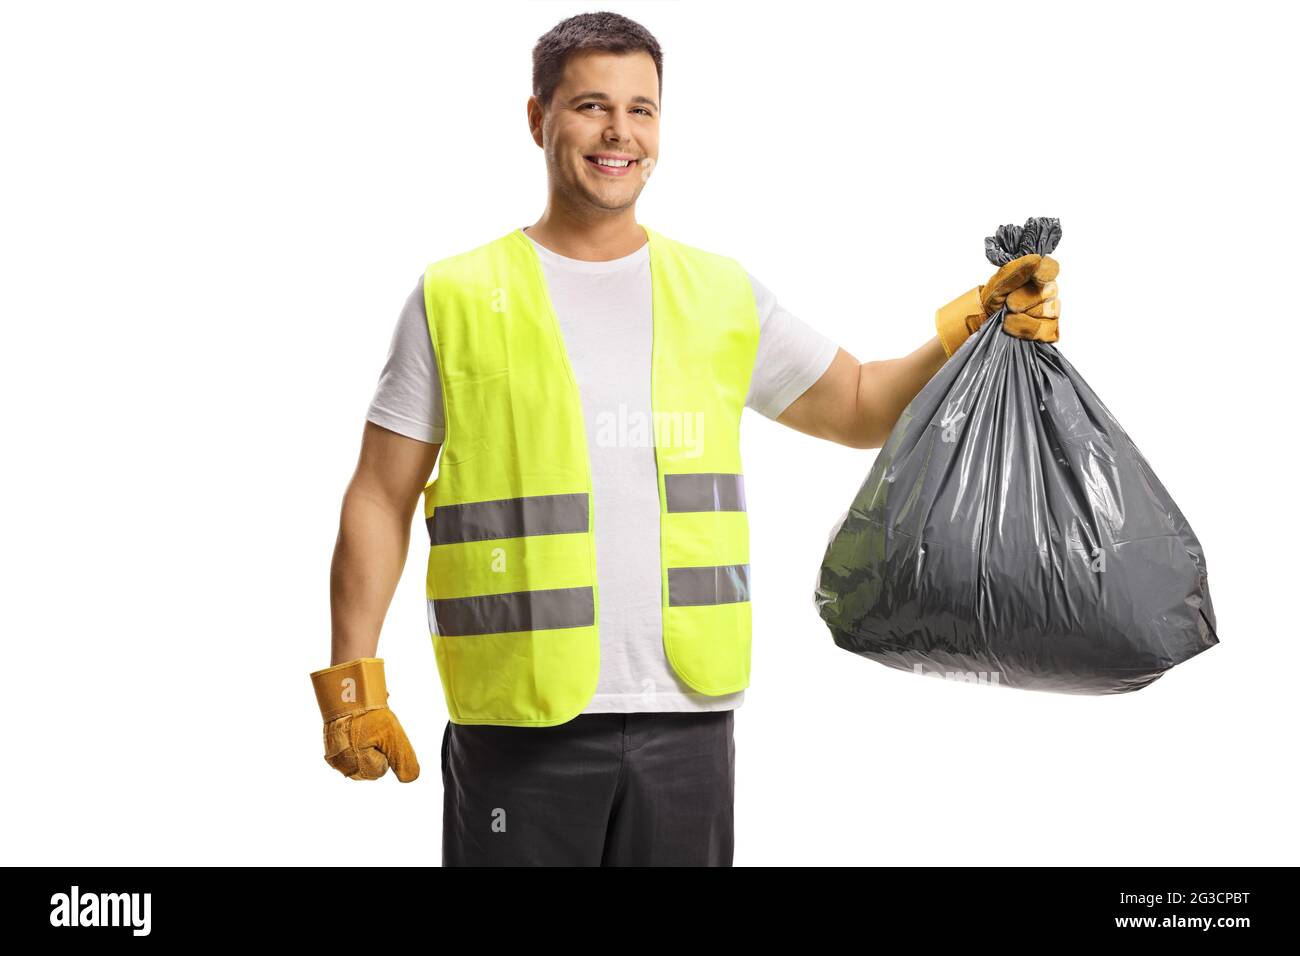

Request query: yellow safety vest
[{"left": 421, "top": 224, "right": 760, "bottom": 726}]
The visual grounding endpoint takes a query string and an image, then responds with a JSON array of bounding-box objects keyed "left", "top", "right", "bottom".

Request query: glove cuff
[
  {"left": 935, "top": 285, "right": 985, "bottom": 358},
  {"left": 311, "top": 657, "right": 389, "bottom": 721}
]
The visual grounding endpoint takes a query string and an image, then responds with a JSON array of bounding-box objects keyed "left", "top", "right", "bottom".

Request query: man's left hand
[{"left": 935, "top": 254, "right": 1062, "bottom": 356}]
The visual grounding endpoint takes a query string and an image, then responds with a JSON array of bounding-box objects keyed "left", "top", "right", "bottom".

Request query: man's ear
[{"left": 526, "top": 96, "right": 545, "bottom": 148}]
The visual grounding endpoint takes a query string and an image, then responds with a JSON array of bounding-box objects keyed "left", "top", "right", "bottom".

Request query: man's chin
[{"left": 574, "top": 183, "right": 639, "bottom": 211}]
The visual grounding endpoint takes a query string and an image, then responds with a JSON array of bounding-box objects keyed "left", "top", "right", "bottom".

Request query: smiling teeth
[{"left": 592, "top": 157, "right": 631, "bottom": 167}]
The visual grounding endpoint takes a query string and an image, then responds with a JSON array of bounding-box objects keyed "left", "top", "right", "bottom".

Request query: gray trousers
[{"left": 441, "top": 710, "right": 735, "bottom": 866}]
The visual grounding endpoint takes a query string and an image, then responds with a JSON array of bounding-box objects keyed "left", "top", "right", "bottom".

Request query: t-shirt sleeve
[
  {"left": 365, "top": 273, "right": 446, "bottom": 443},
  {"left": 744, "top": 271, "right": 839, "bottom": 420}
]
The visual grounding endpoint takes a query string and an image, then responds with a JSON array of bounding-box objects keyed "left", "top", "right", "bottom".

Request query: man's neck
[{"left": 523, "top": 209, "right": 646, "bottom": 261}]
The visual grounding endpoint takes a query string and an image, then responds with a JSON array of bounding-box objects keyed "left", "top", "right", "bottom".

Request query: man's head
[{"left": 528, "top": 12, "right": 663, "bottom": 214}]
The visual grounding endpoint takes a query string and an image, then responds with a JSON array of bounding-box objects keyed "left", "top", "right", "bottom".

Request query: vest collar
[{"left": 510, "top": 223, "right": 658, "bottom": 263}]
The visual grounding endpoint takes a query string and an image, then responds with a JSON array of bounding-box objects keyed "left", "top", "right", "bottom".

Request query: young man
[{"left": 309, "top": 11, "right": 1060, "bottom": 866}]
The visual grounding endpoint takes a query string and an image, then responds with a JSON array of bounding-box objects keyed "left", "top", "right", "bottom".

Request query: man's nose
[{"left": 604, "top": 110, "right": 632, "bottom": 142}]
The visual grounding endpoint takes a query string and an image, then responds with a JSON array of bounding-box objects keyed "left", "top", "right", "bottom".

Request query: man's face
[{"left": 531, "top": 49, "right": 660, "bottom": 212}]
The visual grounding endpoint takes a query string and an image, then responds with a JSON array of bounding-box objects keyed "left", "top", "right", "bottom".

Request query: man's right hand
[{"left": 310, "top": 657, "right": 420, "bottom": 782}]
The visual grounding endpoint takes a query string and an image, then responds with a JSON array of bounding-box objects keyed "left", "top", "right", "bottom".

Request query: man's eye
[{"left": 580, "top": 103, "right": 651, "bottom": 116}]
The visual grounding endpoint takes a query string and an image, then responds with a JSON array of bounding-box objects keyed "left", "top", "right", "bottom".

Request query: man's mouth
[{"left": 584, "top": 154, "right": 638, "bottom": 177}]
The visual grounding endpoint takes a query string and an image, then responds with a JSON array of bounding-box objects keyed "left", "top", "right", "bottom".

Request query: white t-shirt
[{"left": 367, "top": 228, "right": 839, "bottom": 714}]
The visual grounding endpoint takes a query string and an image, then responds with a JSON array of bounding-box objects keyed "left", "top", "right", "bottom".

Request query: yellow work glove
[
  {"left": 310, "top": 657, "right": 420, "bottom": 782},
  {"left": 935, "top": 253, "right": 1061, "bottom": 357}
]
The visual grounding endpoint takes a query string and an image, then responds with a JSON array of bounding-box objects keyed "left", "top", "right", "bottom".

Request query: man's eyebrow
[{"left": 566, "top": 91, "right": 659, "bottom": 110}]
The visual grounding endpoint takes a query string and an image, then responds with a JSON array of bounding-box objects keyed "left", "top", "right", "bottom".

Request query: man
[{"left": 309, "top": 11, "right": 1060, "bottom": 866}]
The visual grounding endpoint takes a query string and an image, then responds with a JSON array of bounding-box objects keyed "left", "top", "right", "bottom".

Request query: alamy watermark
[
  {"left": 49, "top": 886, "right": 151, "bottom": 936},
  {"left": 594, "top": 402, "right": 704, "bottom": 458},
  {"left": 912, "top": 664, "right": 1002, "bottom": 686}
]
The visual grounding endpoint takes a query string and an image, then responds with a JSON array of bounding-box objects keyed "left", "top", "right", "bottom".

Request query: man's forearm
[
  {"left": 854, "top": 334, "right": 949, "bottom": 448},
  {"left": 329, "top": 487, "right": 413, "bottom": 665}
]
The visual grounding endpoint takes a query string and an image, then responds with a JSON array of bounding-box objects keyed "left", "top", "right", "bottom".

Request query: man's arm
[
  {"left": 775, "top": 335, "right": 949, "bottom": 449},
  {"left": 329, "top": 420, "right": 440, "bottom": 664}
]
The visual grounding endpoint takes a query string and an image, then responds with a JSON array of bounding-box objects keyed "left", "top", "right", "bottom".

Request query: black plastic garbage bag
[{"left": 814, "top": 217, "right": 1218, "bottom": 694}]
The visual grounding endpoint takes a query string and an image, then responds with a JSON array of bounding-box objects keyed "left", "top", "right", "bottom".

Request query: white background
[{"left": 3, "top": 0, "right": 1295, "bottom": 866}]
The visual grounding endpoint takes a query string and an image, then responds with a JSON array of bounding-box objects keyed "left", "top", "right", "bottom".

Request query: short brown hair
[{"left": 532, "top": 11, "right": 663, "bottom": 112}]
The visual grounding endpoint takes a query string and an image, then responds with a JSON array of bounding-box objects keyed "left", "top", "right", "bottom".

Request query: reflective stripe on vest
[
  {"left": 431, "top": 585, "right": 596, "bottom": 637},
  {"left": 664, "top": 472, "right": 746, "bottom": 512},
  {"left": 421, "top": 224, "right": 759, "bottom": 726},
  {"left": 426, "top": 491, "right": 589, "bottom": 545}
]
